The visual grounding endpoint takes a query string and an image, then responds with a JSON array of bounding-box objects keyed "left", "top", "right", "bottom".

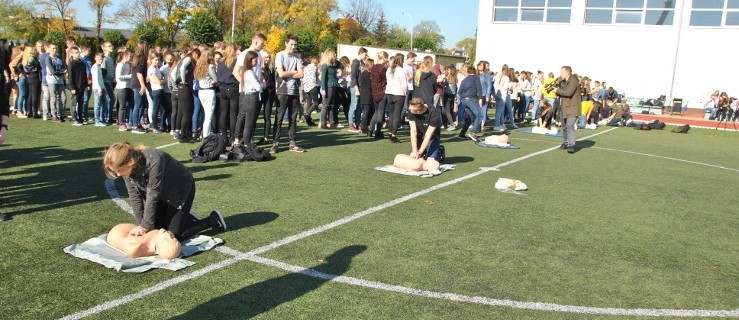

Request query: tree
[
  {"left": 35, "top": 0, "right": 76, "bottom": 35},
  {"left": 290, "top": 29, "right": 318, "bottom": 58},
  {"left": 342, "top": 0, "right": 381, "bottom": 30},
  {"left": 353, "top": 36, "right": 375, "bottom": 47},
  {"left": 44, "top": 30, "right": 66, "bottom": 52},
  {"left": 133, "top": 21, "right": 162, "bottom": 44},
  {"left": 413, "top": 20, "right": 445, "bottom": 51},
  {"left": 158, "top": 0, "right": 190, "bottom": 47},
  {"left": 103, "top": 30, "right": 127, "bottom": 48},
  {"left": 385, "top": 24, "right": 409, "bottom": 50},
  {"left": 0, "top": 0, "right": 42, "bottom": 41},
  {"left": 456, "top": 36, "right": 476, "bottom": 62},
  {"left": 372, "top": 10, "right": 389, "bottom": 46},
  {"left": 88, "top": 0, "right": 111, "bottom": 47},
  {"left": 337, "top": 15, "right": 367, "bottom": 44},
  {"left": 185, "top": 10, "right": 222, "bottom": 46},
  {"left": 115, "top": 0, "right": 162, "bottom": 25}
]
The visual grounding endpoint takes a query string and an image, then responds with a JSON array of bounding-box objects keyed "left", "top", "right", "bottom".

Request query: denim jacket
[{"left": 479, "top": 73, "right": 492, "bottom": 98}]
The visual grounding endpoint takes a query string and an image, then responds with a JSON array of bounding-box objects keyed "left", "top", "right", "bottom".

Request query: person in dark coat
[{"left": 552, "top": 66, "right": 580, "bottom": 153}]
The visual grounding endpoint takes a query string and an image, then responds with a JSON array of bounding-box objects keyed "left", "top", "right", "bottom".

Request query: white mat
[{"left": 374, "top": 164, "right": 456, "bottom": 178}]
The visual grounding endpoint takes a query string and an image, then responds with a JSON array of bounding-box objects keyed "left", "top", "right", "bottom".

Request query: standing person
[
  {"left": 531, "top": 71, "right": 544, "bottom": 123},
  {"left": 368, "top": 51, "right": 388, "bottom": 139},
  {"left": 129, "top": 41, "right": 149, "bottom": 134},
  {"left": 167, "top": 52, "right": 183, "bottom": 137},
  {"left": 78, "top": 46, "right": 93, "bottom": 124},
  {"left": 158, "top": 52, "right": 174, "bottom": 133},
  {"left": 270, "top": 34, "right": 305, "bottom": 153},
  {"left": 457, "top": 66, "right": 484, "bottom": 142},
  {"left": 101, "top": 42, "right": 117, "bottom": 124},
  {"left": 0, "top": 39, "right": 9, "bottom": 144},
  {"left": 407, "top": 98, "right": 442, "bottom": 161},
  {"left": 194, "top": 49, "right": 217, "bottom": 138},
  {"left": 477, "top": 61, "right": 492, "bottom": 128},
  {"left": 441, "top": 65, "right": 457, "bottom": 130},
  {"left": 216, "top": 44, "right": 239, "bottom": 143},
  {"left": 358, "top": 58, "right": 374, "bottom": 135},
  {"left": 348, "top": 47, "right": 367, "bottom": 132},
  {"left": 401, "top": 52, "right": 417, "bottom": 130},
  {"left": 233, "top": 51, "right": 262, "bottom": 145},
  {"left": 102, "top": 142, "right": 227, "bottom": 241},
  {"left": 552, "top": 66, "right": 580, "bottom": 154},
  {"left": 432, "top": 57, "right": 444, "bottom": 109},
  {"left": 45, "top": 44, "right": 66, "bottom": 122},
  {"left": 414, "top": 56, "right": 437, "bottom": 109},
  {"left": 382, "top": 53, "right": 408, "bottom": 143},
  {"left": 234, "top": 35, "right": 266, "bottom": 127},
  {"left": 336, "top": 56, "right": 352, "bottom": 128},
  {"left": 67, "top": 46, "right": 87, "bottom": 126},
  {"left": 115, "top": 49, "right": 133, "bottom": 131},
  {"left": 301, "top": 56, "right": 320, "bottom": 127},
  {"left": 493, "top": 64, "right": 510, "bottom": 132},
  {"left": 9, "top": 43, "right": 28, "bottom": 118},
  {"left": 175, "top": 49, "right": 200, "bottom": 141},
  {"left": 147, "top": 53, "right": 166, "bottom": 133},
  {"left": 258, "top": 50, "right": 276, "bottom": 143},
  {"left": 91, "top": 52, "right": 108, "bottom": 127},
  {"left": 520, "top": 71, "right": 533, "bottom": 123},
  {"left": 39, "top": 42, "right": 51, "bottom": 120},
  {"left": 319, "top": 48, "right": 341, "bottom": 129},
  {"left": 24, "top": 42, "right": 43, "bottom": 119}
]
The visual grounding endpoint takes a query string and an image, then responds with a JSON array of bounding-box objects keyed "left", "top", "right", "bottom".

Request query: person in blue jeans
[
  {"left": 406, "top": 98, "right": 442, "bottom": 161},
  {"left": 129, "top": 41, "right": 149, "bottom": 134},
  {"left": 457, "top": 66, "right": 484, "bottom": 142}
]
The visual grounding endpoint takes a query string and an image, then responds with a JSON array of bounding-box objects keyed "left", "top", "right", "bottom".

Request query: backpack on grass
[
  {"left": 190, "top": 133, "right": 227, "bottom": 163},
  {"left": 231, "top": 143, "right": 270, "bottom": 162},
  {"left": 648, "top": 120, "right": 666, "bottom": 130},
  {"left": 672, "top": 124, "right": 690, "bottom": 133}
]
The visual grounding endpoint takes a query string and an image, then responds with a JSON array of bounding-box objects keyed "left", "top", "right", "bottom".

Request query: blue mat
[
  {"left": 518, "top": 129, "right": 564, "bottom": 137},
  {"left": 476, "top": 142, "right": 520, "bottom": 149}
]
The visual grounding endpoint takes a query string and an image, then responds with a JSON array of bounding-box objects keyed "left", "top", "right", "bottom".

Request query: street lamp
[
  {"left": 231, "top": 0, "right": 236, "bottom": 41},
  {"left": 402, "top": 12, "right": 413, "bottom": 52}
]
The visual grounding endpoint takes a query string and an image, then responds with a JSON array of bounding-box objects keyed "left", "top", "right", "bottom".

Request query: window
[
  {"left": 494, "top": 0, "right": 572, "bottom": 23},
  {"left": 585, "top": 0, "right": 675, "bottom": 25},
  {"left": 690, "top": 0, "right": 739, "bottom": 27}
]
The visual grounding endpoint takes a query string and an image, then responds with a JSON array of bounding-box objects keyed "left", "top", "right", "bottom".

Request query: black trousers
[
  {"left": 26, "top": 74, "right": 41, "bottom": 117},
  {"left": 338, "top": 87, "right": 350, "bottom": 122},
  {"left": 370, "top": 97, "right": 386, "bottom": 132},
  {"left": 272, "top": 94, "right": 299, "bottom": 144},
  {"left": 360, "top": 103, "right": 374, "bottom": 132},
  {"left": 442, "top": 93, "right": 455, "bottom": 126},
  {"left": 260, "top": 89, "right": 275, "bottom": 139},
  {"left": 218, "top": 86, "right": 239, "bottom": 139},
  {"left": 116, "top": 88, "right": 133, "bottom": 125},
  {"left": 304, "top": 87, "right": 320, "bottom": 118},
  {"left": 70, "top": 90, "right": 85, "bottom": 122},
  {"left": 320, "top": 87, "right": 339, "bottom": 126},
  {"left": 152, "top": 182, "right": 210, "bottom": 241},
  {"left": 170, "top": 89, "right": 180, "bottom": 130},
  {"left": 177, "top": 85, "right": 194, "bottom": 137},
  {"left": 235, "top": 92, "right": 260, "bottom": 142},
  {"left": 385, "top": 94, "right": 404, "bottom": 135}
]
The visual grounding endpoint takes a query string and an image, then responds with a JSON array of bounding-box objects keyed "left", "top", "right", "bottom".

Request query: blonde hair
[
  {"left": 103, "top": 143, "right": 144, "bottom": 178},
  {"left": 222, "top": 44, "right": 236, "bottom": 68},
  {"left": 321, "top": 48, "right": 336, "bottom": 66},
  {"left": 414, "top": 56, "right": 434, "bottom": 86}
]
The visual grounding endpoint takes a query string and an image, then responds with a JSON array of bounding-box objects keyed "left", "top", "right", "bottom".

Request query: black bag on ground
[
  {"left": 437, "top": 145, "right": 446, "bottom": 163},
  {"left": 231, "top": 143, "right": 270, "bottom": 161},
  {"left": 648, "top": 120, "right": 666, "bottom": 130},
  {"left": 190, "top": 133, "right": 227, "bottom": 163},
  {"left": 672, "top": 124, "right": 690, "bottom": 133}
]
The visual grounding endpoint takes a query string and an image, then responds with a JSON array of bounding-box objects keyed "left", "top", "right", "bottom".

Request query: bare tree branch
[{"left": 341, "top": 0, "right": 381, "bottom": 30}]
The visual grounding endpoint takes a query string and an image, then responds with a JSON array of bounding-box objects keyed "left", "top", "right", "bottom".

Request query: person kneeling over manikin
[
  {"left": 393, "top": 154, "right": 441, "bottom": 173},
  {"left": 107, "top": 223, "right": 182, "bottom": 259}
]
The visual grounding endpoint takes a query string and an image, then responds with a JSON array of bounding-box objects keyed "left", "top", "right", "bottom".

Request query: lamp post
[
  {"left": 402, "top": 12, "right": 413, "bottom": 52},
  {"left": 231, "top": 0, "right": 236, "bottom": 41}
]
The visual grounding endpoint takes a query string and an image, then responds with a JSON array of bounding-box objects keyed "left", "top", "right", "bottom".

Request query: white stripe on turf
[
  {"left": 67, "top": 127, "right": 738, "bottom": 319},
  {"left": 592, "top": 146, "right": 739, "bottom": 173}
]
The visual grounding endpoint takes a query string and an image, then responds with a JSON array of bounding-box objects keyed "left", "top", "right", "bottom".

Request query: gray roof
[{"left": 73, "top": 26, "right": 134, "bottom": 40}]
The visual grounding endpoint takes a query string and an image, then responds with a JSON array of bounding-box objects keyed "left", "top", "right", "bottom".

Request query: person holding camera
[{"left": 551, "top": 66, "right": 580, "bottom": 153}]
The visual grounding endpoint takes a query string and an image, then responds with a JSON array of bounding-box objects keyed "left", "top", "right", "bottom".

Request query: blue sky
[{"left": 68, "top": 0, "right": 478, "bottom": 49}]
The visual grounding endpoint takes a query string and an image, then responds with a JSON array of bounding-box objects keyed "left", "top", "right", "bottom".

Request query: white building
[{"left": 476, "top": 0, "right": 739, "bottom": 108}]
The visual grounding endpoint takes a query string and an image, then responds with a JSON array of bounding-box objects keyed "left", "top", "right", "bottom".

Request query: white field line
[
  {"left": 65, "top": 127, "right": 739, "bottom": 319},
  {"left": 592, "top": 147, "right": 739, "bottom": 173}
]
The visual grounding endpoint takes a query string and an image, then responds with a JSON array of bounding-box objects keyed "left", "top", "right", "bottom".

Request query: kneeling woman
[
  {"left": 406, "top": 98, "right": 442, "bottom": 161},
  {"left": 103, "top": 142, "right": 226, "bottom": 240}
]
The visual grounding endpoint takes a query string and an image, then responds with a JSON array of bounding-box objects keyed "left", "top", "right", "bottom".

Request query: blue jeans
[
  {"left": 504, "top": 96, "right": 514, "bottom": 125},
  {"left": 150, "top": 89, "right": 162, "bottom": 129},
  {"left": 459, "top": 98, "right": 482, "bottom": 136},
  {"left": 83, "top": 89, "right": 91, "bottom": 121},
  {"left": 104, "top": 82, "right": 115, "bottom": 122},
  {"left": 348, "top": 87, "right": 360, "bottom": 126},
  {"left": 494, "top": 92, "right": 505, "bottom": 128},
  {"left": 192, "top": 90, "right": 203, "bottom": 134},
  {"left": 16, "top": 75, "right": 28, "bottom": 113},
  {"left": 532, "top": 98, "right": 540, "bottom": 121},
  {"left": 93, "top": 89, "right": 109, "bottom": 123},
  {"left": 410, "top": 135, "right": 441, "bottom": 161},
  {"left": 131, "top": 88, "right": 144, "bottom": 127},
  {"left": 576, "top": 115, "right": 587, "bottom": 129}
]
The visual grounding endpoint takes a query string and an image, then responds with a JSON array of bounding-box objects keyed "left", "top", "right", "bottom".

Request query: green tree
[
  {"left": 133, "top": 21, "right": 162, "bottom": 44},
  {"left": 413, "top": 20, "right": 445, "bottom": 52},
  {"left": 290, "top": 29, "right": 318, "bottom": 58},
  {"left": 185, "top": 10, "right": 222, "bottom": 46},
  {"left": 44, "top": 30, "right": 66, "bottom": 54},
  {"left": 412, "top": 36, "right": 438, "bottom": 52},
  {"left": 0, "top": 0, "right": 40, "bottom": 41},
  {"left": 353, "top": 36, "right": 375, "bottom": 46},
  {"left": 158, "top": 0, "right": 190, "bottom": 47},
  {"left": 103, "top": 30, "right": 127, "bottom": 48},
  {"left": 456, "top": 36, "right": 476, "bottom": 63},
  {"left": 385, "top": 25, "right": 408, "bottom": 50},
  {"left": 372, "top": 10, "right": 389, "bottom": 46}
]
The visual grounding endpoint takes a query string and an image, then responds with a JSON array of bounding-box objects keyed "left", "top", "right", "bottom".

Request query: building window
[
  {"left": 493, "top": 0, "right": 572, "bottom": 23},
  {"left": 690, "top": 0, "right": 739, "bottom": 27},
  {"left": 584, "top": 0, "right": 675, "bottom": 25}
]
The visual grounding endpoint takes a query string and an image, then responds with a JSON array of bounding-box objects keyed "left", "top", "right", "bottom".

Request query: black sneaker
[
  {"left": 132, "top": 126, "right": 146, "bottom": 134},
  {"left": 188, "top": 211, "right": 202, "bottom": 222},
  {"left": 209, "top": 210, "right": 227, "bottom": 232},
  {"left": 567, "top": 147, "right": 576, "bottom": 154},
  {"left": 559, "top": 143, "right": 567, "bottom": 150},
  {"left": 388, "top": 136, "right": 401, "bottom": 143}
]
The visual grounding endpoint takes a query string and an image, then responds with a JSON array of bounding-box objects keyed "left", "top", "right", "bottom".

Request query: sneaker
[
  {"left": 17, "top": 114, "right": 27, "bottom": 119},
  {"left": 388, "top": 136, "right": 401, "bottom": 143},
  {"left": 43, "top": 115, "right": 49, "bottom": 121},
  {"left": 116, "top": 124, "right": 127, "bottom": 131},
  {"left": 173, "top": 131, "right": 182, "bottom": 139},
  {"left": 335, "top": 123, "right": 344, "bottom": 128},
  {"left": 347, "top": 125, "right": 360, "bottom": 133},
  {"left": 289, "top": 143, "right": 305, "bottom": 153},
  {"left": 188, "top": 211, "right": 202, "bottom": 222},
  {"left": 400, "top": 124, "right": 409, "bottom": 130},
  {"left": 72, "top": 121, "right": 83, "bottom": 126},
  {"left": 152, "top": 129, "right": 164, "bottom": 134},
  {"left": 83, "top": 119, "right": 89, "bottom": 125},
  {"left": 269, "top": 144, "right": 279, "bottom": 154},
  {"left": 256, "top": 137, "right": 270, "bottom": 144},
  {"left": 209, "top": 210, "right": 227, "bottom": 232},
  {"left": 467, "top": 133, "right": 480, "bottom": 143},
  {"left": 132, "top": 126, "right": 146, "bottom": 134},
  {"left": 510, "top": 124, "right": 519, "bottom": 129},
  {"left": 494, "top": 126, "right": 506, "bottom": 132},
  {"left": 95, "top": 121, "right": 107, "bottom": 127},
  {"left": 457, "top": 134, "right": 466, "bottom": 139},
  {"left": 567, "top": 147, "right": 576, "bottom": 154},
  {"left": 446, "top": 125, "right": 456, "bottom": 131},
  {"left": 559, "top": 143, "right": 567, "bottom": 150}
]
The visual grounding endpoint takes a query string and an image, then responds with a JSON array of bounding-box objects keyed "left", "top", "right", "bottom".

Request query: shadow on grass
[
  {"left": 222, "top": 211, "right": 279, "bottom": 232},
  {"left": 170, "top": 245, "right": 367, "bottom": 320},
  {"left": 576, "top": 140, "right": 596, "bottom": 151},
  {"left": 0, "top": 146, "right": 108, "bottom": 218},
  {"left": 444, "top": 156, "right": 475, "bottom": 164}
]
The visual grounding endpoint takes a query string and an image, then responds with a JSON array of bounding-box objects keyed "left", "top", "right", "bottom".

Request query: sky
[{"left": 68, "top": 0, "right": 479, "bottom": 49}]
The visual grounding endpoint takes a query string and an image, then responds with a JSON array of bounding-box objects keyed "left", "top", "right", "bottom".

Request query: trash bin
[{"left": 672, "top": 98, "right": 683, "bottom": 116}]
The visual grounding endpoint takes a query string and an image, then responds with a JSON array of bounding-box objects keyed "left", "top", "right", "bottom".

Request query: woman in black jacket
[
  {"left": 103, "top": 142, "right": 226, "bottom": 240},
  {"left": 217, "top": 45, "right": 239, "bottom": 143},
  {"left": 259, "top": 51, "right": 276, "bottom": 144},
  {"left": 24, "top": 44, "right": 42, "bottom": 119},
  {"left": 358, "top": 59, "right": 374, "bottom": 134}
]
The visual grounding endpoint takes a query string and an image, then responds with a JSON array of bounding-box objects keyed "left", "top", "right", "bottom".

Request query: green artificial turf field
[{"left": 0, "top": 114, "right": 737, "bottom": 319}]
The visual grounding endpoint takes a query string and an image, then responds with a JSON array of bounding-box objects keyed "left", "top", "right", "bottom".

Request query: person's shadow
[{"left": 171, "top": 245, "right": 367, "bottom": 319}]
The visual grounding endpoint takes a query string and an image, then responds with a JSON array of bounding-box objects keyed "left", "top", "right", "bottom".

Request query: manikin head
[
  {"left": 154, "top": 229, "right": 181, "bottom": 259},
  {"left": 423, "top": 158, "right": 441, "bottom": 173}
]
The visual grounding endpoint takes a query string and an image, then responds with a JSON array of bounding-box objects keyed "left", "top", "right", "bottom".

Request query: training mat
[
  {"left": 374, "top": 164, "right": 456, "bottom": 178},
  {"left": 63, "top": 234, "right": 224, "bottom": 273},
  {"left": 476, "top": 142, "right": 520, "bottom": 149},
  {"left": 518, "top": 129, "right": 564, "bottom": 137}
]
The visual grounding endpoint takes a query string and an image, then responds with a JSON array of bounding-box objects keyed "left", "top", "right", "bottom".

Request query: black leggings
[
  {"left": 370, "top": 97, "right": 386, "bottom": 132},
  {"left": 320, "top": 87, "right": 339, "bottom": 126},
  {"left": 360, "top": 103, "right": 374, "bottom": 132},
  {"left": 177, "top": 86, "right": 194, "bottom": 137},
  {"left": 260, "top": 89, "right": 275, "bottom": 139},
  {"left": 152, "top": 182, "right": 211, "bottom": 241},
  {"left": 27, "top": 74, "right": 41, "bottom": 117},
  {"left": 218, "top": 86, "right": 239, "bottom": 139},
  {"left": 116, "top": 88, "right": 133, "bottom": 124},
  {"left": 442, "top": 93, "right": 455, "bottom": 126},
  {"left": 385, "top": 94, "right": 404, "bottom": 135},
  {"left": 304, "top": 87, "right": 320, "bottom": 117},
  {"left": 235, "top": 92, "right": 260, "bottom": 142}
]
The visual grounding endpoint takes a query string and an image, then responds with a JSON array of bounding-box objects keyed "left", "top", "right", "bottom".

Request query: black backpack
[
  {"left": 672, "top": 124, "right": 690, "bottom": 133},
  {"left": 648, "top": 120, "right": 666, "bottom": 130},
  {"left": 190, "top": 133, "right": 227, "bottom": 163},
  {"left": 231, "top": 143, "right": 270, "bottom": 162}
]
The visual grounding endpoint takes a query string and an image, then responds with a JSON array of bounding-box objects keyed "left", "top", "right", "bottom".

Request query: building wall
[{"left": 476, "top": 0, "right": 739, "bottom": 107}]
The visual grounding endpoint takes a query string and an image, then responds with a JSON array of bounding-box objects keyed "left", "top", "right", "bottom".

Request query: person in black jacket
[
  {"left": 24, "top": 41, "right": 43, "bottom": 119},
  {"left": 217, "top": 45, "right": 240, "bottom": 143},
  {"left": 67, "top": 47, "right": 88, "bottom": 126},
  {"left": 358, "top": 59, "right": 374, "bottom": 135},
  {"left": 0, "top": 39, "right": 9, "bottom": 145},
  {"left": 258, "top": 50, "right": 276, "bottom": 144},
  {"left": 103, "top": 142, "right": 227, "bottom": 240}
]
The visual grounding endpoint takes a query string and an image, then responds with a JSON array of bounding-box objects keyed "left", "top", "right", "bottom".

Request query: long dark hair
[{"left": 131, "top": 41, "right": 148, "bottom": 68}]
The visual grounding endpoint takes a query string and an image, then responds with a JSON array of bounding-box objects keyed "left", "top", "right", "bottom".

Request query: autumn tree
[
  {"left": 157, "top": 0, "right": 190, "bottom": 47},
  {"left": 342, "top": 0, "right": 381, "bottom": 30},
  {"left": 89, "top": 0, "right": 112, "bottom": 46},
  {"left": 35, "top": 0, "right": 76, "bottom": 35},
  {"left": 0, "top": 0, "right": 42, "bottom": 41},
  {"left": 115, "top": 0, "right": 163, "bottom": 25},
  {"left": 337, "top": 15, "right": 367, "bottom": 44}
]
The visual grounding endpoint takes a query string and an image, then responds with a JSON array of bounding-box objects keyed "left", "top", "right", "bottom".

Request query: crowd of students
[{"left": 2, "top": 33, "right": 661, "bottom": 153}]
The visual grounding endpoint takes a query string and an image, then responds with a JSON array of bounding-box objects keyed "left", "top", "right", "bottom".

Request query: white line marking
[
  {"left": 592, "top": 147, "right": 739, "bottom": 173},
  {"left": 156, "top": 142, "right": 180, "bottom": 149},
  {"left": 67, "top": 128, "right": 739, "bottom": 318},
  {"left": 510, "top": 137, "right": 561, "bottom": 144}
]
